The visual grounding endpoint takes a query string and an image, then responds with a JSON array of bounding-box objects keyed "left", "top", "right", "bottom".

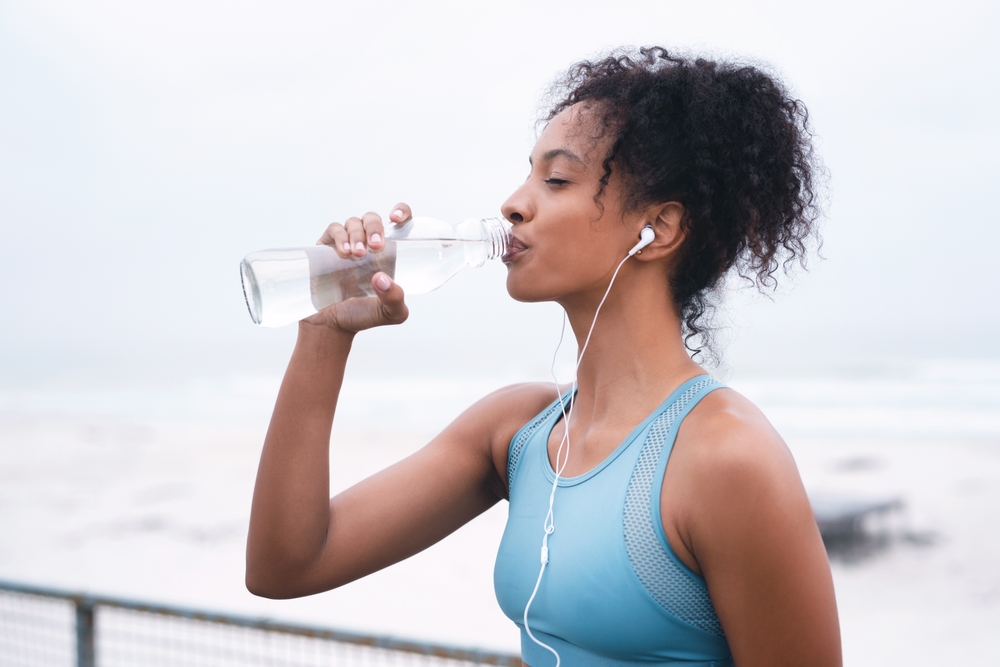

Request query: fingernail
[
  {"left": 375, "top": 274, "right": 391, "bottom": 290},
  {"left": 342, "top": 242, "right": 351, "bottom": 252},
  {"left": 392, "top": 209, "right": 404, "bottom": 220},
  {"left": 355, "top": 241, "right": 365, "bottom": 252},
  {"left": 371, "top": 233, "right": 382, "bottom": 244}
]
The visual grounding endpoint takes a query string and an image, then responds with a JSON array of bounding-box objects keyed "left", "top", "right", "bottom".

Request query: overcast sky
[{"left": 1, "top": 0, "right": 998, "bottom": 386}]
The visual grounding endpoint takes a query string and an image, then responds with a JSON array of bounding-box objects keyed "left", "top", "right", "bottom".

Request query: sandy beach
[{"left": 1, "top": 368, "right": 998, "bottom": 664}]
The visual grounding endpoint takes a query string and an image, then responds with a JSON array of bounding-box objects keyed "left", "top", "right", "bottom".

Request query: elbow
[
  {"left": 245, "top": 538, "right": 300, "bottom": 598},
  {"left": 245, "top": 560, "right": 302, "bottom": 599},
  {"left": 246, "top": 574, "right": 310, "bottom": 600},
  {"left": 245, "top": 563, "right": 338, "bottom": 600},
  {"left": 245, "top": 569, "right": 286, "bottom": 599},
  {"left": 245, "top": 581, "right": 277, "bottom": 600}
]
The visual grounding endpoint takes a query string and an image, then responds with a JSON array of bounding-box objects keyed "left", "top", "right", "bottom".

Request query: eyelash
[{"left": 544, "top": 178, "right": 569, "bottom": 186}]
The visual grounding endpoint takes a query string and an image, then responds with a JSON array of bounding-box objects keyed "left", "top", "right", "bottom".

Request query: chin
[{"left": 505, "top": 271, "right": 557, "bottom": 304}]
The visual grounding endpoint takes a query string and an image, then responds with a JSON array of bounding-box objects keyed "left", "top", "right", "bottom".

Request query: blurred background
[{"left": 1, "top": 0, "right": 998, "bottom": 664}]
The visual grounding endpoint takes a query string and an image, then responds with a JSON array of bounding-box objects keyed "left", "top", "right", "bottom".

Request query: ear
[{"left": 631, "top": 201, "right": 686, "bottom": 261}]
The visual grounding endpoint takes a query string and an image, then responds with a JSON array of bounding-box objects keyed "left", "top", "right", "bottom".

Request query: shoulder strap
[{"left": 507, "top": 389, "right": 574, "bottom": 495}]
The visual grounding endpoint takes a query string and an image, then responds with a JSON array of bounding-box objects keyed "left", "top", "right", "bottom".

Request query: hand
[{"left": 302, "top": 203, "right": 413, "bottom": 334}]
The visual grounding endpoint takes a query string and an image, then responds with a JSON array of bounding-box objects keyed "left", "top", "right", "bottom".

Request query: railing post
[{"left": 75, "top": 597, "right": 96, "bottom": 667}]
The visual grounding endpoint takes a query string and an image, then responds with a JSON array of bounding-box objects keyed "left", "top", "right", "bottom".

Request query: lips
[{"left": 502, "top": 235, "right": 529, "bottom": 263}]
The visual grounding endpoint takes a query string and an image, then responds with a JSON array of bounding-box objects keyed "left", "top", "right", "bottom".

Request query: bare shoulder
[
  {"left": 665, "top": 387, "right": 841, "bottom": 666},
  {"left": 442, "top": 381, "right": 566, "bottom": 496},
  {"left": 677, "top": 386, "right": 798, "bottom": 483},
  {"left": 663, "top": 385, "right": 813, "bottom": 572}
]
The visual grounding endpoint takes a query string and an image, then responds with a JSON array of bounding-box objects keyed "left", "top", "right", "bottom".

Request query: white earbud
[{"left": 628, "top": 225, "right": 656, "bottom": 256}]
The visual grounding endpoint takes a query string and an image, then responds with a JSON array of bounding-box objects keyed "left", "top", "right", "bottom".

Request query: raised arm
[{"left": 245, "top": 204, "right": 543, "bottom": 599}]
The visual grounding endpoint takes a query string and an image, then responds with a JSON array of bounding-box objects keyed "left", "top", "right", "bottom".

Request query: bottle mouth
[{"left": 482, "top": 217, "right": 511, "bottom": 260}]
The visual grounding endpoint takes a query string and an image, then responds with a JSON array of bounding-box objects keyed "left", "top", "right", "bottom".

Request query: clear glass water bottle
[{"left": 240, "top": 216, "right": 511, "bottom": 327}]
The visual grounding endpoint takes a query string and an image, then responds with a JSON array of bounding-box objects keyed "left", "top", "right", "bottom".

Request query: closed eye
[{"left": 544, "top": 178, "right": 569, "bottom": 186}]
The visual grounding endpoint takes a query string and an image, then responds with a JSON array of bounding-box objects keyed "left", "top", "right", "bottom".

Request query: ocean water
[
  {"left": 6, "top": 358, "right": 999, "bottom": 436},
  {"left": 1, "top": 358, "right": 998, "bottom": 663}
]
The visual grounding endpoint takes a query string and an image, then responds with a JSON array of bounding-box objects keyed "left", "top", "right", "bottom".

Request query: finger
[
  {"left": 371, "top": 272, "right": 409, "bottom": 325},
  {"left": 318, "top": 222, "right": 352, "bottom": 257},
  {"left": 389, "top": 203, "right": 412, "bottom": 225},
  {"left": 344, "top": 216, "right": 367, "bottom": 257},
  {"left": 361, "top": 211, "right": 385, "bottom": 249}
]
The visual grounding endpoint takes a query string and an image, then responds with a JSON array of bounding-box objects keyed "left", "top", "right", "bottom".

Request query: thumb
[{"left": 372, "top": 272, "right": 409, "bottom": 324}]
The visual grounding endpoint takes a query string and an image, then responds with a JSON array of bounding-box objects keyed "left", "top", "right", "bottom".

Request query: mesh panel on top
[
  {"left": 623, "top": 378, "right": 726, "bottom": 637},
  {"left": 506, "top": 391, "right": 572, "bottom": 495}
]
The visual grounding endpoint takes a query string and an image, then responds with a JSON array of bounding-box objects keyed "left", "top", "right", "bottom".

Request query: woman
[{"left": 246, "top": 47, "right": 841, "bottom": 667}]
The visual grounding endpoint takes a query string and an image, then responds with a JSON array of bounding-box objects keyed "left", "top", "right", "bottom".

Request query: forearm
[{"left": 246, "top": 323, "right": 354, "bottom": 596}]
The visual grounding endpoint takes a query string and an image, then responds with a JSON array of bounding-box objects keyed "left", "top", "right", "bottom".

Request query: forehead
[{"left": 532, "top": 104, "right": 606, "bottom": 166}]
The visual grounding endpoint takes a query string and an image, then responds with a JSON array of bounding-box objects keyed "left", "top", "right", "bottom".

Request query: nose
[{"left": 501, "top": 182, "right": 534, "bottom": 225}]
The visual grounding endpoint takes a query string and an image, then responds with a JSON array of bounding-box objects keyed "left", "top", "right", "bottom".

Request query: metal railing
[{"left": 0, "top": 579, "right": 521, "bottom": 667}]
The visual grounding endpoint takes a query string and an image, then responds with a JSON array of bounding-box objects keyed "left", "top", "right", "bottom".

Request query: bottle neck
[
  {"left": 455, "top": 217, "right": 510, "bottom": 267},
  {"left": 480, "top": 217, "right": 511, "bottom": 260}
]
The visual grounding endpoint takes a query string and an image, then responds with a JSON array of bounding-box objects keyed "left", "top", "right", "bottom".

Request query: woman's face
[{"left": 501, "top": 104, "right": 642, "bottom": 304}]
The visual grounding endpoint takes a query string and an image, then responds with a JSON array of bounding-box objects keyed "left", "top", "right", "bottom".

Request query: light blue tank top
[{"left": 494, "top": 376, "right": 733, "bottom": 667}]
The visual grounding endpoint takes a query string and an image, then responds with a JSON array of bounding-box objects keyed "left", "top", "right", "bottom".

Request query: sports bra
[{"left": 493, "top": 375, "right": 733, "bottom": 667}]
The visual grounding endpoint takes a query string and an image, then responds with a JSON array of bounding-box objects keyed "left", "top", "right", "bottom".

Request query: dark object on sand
[{"left": 809, "top": 494, "right": 905, "bottom": 562}]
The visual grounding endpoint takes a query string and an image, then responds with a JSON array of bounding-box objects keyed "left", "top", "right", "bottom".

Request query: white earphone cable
[{"left": 522, "top": 253, "right": 633, "bottom": 666}]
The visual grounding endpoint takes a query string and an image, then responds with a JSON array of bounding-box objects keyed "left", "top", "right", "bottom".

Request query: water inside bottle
[
  {"left": 242, "top": 250, "right": 314, "bottom": 327},
  {"left": 391, "top": 239, "right": 472, "bottom": 293},
  {"left": 242, "top": 238, "right": 481, "bottom": 327},
  {"left": 306, "top": 244, "right": 397, "bottom": 310},
  {"left": 308, "top": 238, "right": 474, "bottom": 306}
]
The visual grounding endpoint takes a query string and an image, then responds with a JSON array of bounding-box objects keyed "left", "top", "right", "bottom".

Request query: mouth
[{"left": 501, "top": 235, "right": 529, "bottom": 264}]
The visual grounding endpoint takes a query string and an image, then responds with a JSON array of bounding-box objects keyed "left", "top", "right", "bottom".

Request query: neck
[{"left": 558, "top": 262, "right": 703, "bottom": 428}]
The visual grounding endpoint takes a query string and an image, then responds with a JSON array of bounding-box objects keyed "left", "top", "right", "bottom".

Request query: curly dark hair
[{"left": 546, "top": 47, "right": 822, "bottom": 362}]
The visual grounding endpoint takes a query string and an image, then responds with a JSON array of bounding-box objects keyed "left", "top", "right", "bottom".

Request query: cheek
[{"left": 503, "top": 239, "right": 605, "bottom": 302}]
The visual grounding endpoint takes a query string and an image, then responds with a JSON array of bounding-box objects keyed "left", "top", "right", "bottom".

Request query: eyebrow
[{"left": 529, "top": 148, "right": 586, "bottom": 166}]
